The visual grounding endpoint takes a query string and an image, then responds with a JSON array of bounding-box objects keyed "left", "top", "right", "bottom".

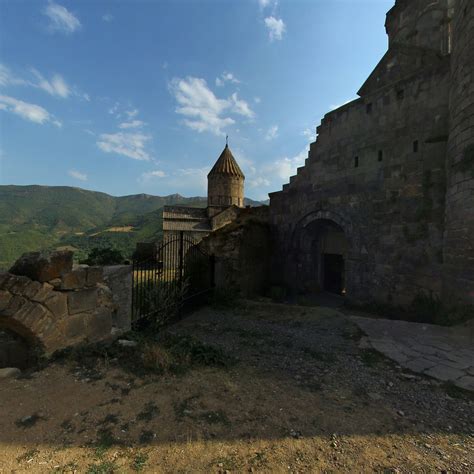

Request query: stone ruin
[{"left": 0, "top": 250, "right": 132, "bottom": 371}]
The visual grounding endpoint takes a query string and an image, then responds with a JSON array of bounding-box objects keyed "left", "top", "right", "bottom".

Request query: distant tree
[{"left": 80, "top": 247, "right": 125, "bottom": 266}]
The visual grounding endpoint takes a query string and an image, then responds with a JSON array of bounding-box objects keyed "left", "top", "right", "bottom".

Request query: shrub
[{"left": 81, "top": 247, "right": 125, "bottom": 266}]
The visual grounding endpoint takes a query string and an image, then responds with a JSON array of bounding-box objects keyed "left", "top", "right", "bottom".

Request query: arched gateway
[{"left": 291, "top": 210, "right": 352, "bottom": 296}]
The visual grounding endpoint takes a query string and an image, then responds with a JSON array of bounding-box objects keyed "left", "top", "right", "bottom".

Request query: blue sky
[{"left": 0, "top": 0, "right": 393, "bottom": 200}]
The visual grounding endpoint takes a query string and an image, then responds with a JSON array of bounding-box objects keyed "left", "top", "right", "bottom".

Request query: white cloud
[
  {"left": 118, "top": 120, "right": 145, "bottom": 129},
  {"left": 215, "top": 72, "right": 240, "bottom": 87},
  {"left": 43, "top": 1, "right": 81, "bottom": 34},
  {"left": 230, "top": 93, "right": 255, "bottom": 119},
  {"left": 141, "top": 169, "right": 166, "bottom": 181},
  {"left": 169, "top": 77, "right": 255, "bottom": 136},
  {"left": 258, "top": 0, "right": 274, "bottom": 8},
  {"left": 254, "top": 97, "right": 261, "bottom": 104},
  {"left": 0, "top": 94, "right": 61, "bottom": 126},
  {"left": 0, "top": 64, "right": 28, "bottom": 87},
  {"left": 249, "top": 176, "right": 271, "bottom": 188},
  {"left": 302, "top": 127, "right": 315, "bottom": 141},
  {"left": 102, "top": 13, "right": 114, "bottom": 22},
  {"left": 263, "top": 148, "right": 307, "bottom": 180},
  {"left": 169, "top": 77, "right": 234, "bottom": 136},
  {"left": 31, "top": 69, "right": 70, "bottom": 98},
  {"left": 264, "top": 16, "right": 286, "bottom": 41},
  {"left": 68, "top": 169, "right": 87, "bottom": 181},
  {"left": 126, "top": 108, "right": 139, "bottom": 119},
  {"left": 97, "top": 132, "right": 152, "bottom": 161},
  {"left": 265, "top": 124, "right": 279, "bottom": 141}
]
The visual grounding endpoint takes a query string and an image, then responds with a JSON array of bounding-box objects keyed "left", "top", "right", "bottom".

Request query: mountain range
[{"left": 0, "top": 185, "right": 265, "bottom": 269}]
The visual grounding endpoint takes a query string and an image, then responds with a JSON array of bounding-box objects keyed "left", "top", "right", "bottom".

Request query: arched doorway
[
  {"left": 294, "top": 215, "right": 349, "bottom": 296},
  {"left": 0, "top": 328, "right": 35, "bottom": 370}
]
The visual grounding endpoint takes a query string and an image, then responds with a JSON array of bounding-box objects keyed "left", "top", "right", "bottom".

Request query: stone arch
[
  {"left": 285, "top": 209, "right": 367, "bottom": 299},
  {"left": 0, "top": 274, "right": 63, "bottom": 357}
]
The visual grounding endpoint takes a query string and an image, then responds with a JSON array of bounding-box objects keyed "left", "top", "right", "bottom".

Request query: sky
[{"left": 0, "top": 0, "right": 394, "bottom": 201}]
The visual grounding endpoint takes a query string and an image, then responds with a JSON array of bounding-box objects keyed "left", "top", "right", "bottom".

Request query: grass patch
[
  {"left": 16, "top": 448, "right": 39, "bottom": 463},
  {"left": 442, "top": 381, "right": 474, "bottom": 401},
  {"left": 86, "top": 460, "right": 119, "bottom": 474},
  {"left": 136, "top": 402, "right": 160, "bottom": 422},
  {"left": 360, "top": 349, "right": 386, "bottom": 367},
  {"left": 131, "top": 452, "right": 149, "bottom": 472},
  {"left": 90, "top": 428, "right": 121, "bottom": 459},
  {"left": 15, "top": 413, "right": 47, "bottom": 429}
]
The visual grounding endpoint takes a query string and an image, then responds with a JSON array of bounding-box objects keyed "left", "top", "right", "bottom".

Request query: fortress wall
[
  {"left": 444, "top": 0, "right": 474, "bottom": 303},
  {"left": 270, "top": 59, "right": 451, "bottom": 304},
  {"left": 386, "top": 0, "right": 452, "bottom": 54}
]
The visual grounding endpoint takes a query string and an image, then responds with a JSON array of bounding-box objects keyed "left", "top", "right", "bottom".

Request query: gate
[{"left": 131, "top": 232, "right": 215, "bottom": 323}]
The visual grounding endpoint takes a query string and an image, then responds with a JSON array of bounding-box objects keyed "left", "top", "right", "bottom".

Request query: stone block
[
  {"left": 0, "top": 290, "right": 12, "bottom": 312},
  {"left": 86, "top": 308, "right": 113, "bottom": 342},
  {"left": 31, "top": 283, "right": 54, "bottom": 303},
  {"left": 86, "top": 267, "right": 103, "bottom": 286},
  {"left": 9, "top": 250, "right": 73, "bottom": 283},
  {"left": 61, "top": 268, "right": 86, "bottom": 290},
  {"left": 44, "top": 292, "right": 68, "bottom": 319},
  {"left": 0, "top": 368, "right": 21, "bottom": 379},
  {"left": 62, "top": 313, "right": 87, "bottom": 339},
  {"left": 3, "top": 295, "right": 26, "bottom": 318},
  {"left": 13, "top": 301, "right": 49, "bottom": 328},
  {"left": 68, "top": 289, "right": 98, "bottom": 315}
]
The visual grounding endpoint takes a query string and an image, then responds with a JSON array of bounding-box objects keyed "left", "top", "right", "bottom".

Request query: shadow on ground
[{"left": 0, "top": 301, "right": 473, "bottom": 472}]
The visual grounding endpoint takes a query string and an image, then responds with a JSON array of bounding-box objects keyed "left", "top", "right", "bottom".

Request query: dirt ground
[{"left": 0, "top": 300, "right": 473, "bottom": 473}]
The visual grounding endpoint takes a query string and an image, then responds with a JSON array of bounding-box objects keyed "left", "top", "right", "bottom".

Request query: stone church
[
  {"left": 269, "top": 0, "right": 474, "bottom": 306},
  {"left": 162, "top": 143, "right": 245, "bottom": 242}
]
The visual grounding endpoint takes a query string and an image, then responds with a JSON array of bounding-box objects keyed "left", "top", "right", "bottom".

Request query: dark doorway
[
  {"left": 0, "top": 329, "right": 34, "bottom": 369},
  {"left": 323, "top": 253, "right": 344, "bottom": 295}
]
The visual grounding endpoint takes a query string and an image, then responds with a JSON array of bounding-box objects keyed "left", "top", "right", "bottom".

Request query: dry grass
[{"left": 0, "top": 302, "right": 473, "bottom": 473}]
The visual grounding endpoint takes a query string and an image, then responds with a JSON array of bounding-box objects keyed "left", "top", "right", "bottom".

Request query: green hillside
[{"left": 0, "top": 185, "right": 264, "bottom": 269}]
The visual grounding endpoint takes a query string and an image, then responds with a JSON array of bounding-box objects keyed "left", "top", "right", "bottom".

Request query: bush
[{"left": 80, "top": 247, "right": 125, "bottom": 266}]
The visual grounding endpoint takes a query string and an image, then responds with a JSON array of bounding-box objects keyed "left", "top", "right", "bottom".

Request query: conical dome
[{"left": 208, "top": 145, "right": 245, "bottom": 179}]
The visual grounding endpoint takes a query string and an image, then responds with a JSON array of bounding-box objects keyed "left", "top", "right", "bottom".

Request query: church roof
[{"left": 208, "top": 144, "right": 245, "bottom": 179}]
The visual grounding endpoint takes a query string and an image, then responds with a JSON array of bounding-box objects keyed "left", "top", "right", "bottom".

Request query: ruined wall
[
  {"left": 270, "top": 1, "right": 452, "bottom": 305},
  {"left": 200, "top": 207, "right": 271, "bottom": 297},
  {"left": 444, "top": 0, "right": 474, "bottom": 303},
  {"left": 0, "top": 251, "right": 131, "bottom": 358}
]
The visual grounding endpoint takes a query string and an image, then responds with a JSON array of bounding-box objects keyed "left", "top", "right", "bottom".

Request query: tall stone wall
[
  {"left": 443, "top": 0, "right": 474, "bottom": 303},
  {"left": 386, "top": 0, "right": 453, "bottom": 54},
  {"left": 269, "top": 3, "right": 451, "bottom": 305}
]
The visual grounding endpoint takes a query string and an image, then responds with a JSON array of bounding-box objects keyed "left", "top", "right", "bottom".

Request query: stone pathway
[{"left": 351, "top": 316, "right": 474, "bottom": 391}]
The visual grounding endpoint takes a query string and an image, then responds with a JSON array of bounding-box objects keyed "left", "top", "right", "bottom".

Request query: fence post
[{"left": 179, "top": 231, "right": 184, "bottom": 290}]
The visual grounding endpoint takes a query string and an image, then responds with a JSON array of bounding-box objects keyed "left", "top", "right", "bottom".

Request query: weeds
[
  {"left": 86, "top": 460, "right": 119, "bottom": 474},
  {"left": 136, "top": 402, "right": 160, "bottom": 422},
  {"left": 16, "top": 448, "right": 39, "bottom": 463},
  {"left": 131, "top": 452, "right": 149, "bottom": 472}
]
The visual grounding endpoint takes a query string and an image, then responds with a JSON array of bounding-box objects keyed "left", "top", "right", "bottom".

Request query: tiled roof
[{"left": 208, "top": 145, "right": 245, "bottom": 178}]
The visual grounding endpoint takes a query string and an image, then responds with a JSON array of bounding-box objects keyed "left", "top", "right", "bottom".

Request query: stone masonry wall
[
  {"left": 0, "top": 251, "right": 132, "bottom": 357},
  {"left": 444, "top": 0, "right": 474, "bottom": 303},
  {"left": 269, "top": 2, "right": 452, "bottom": 305}
]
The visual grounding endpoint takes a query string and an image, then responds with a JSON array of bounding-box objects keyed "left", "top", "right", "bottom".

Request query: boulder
[
  {"left": 0, "top": 368, "right": 21, "bottom": 379},
  {"left": 9, "top": 251, "right": 73, "bottom": 283}
]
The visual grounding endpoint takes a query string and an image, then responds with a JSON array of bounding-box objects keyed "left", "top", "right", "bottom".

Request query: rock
[
  {"left": 0, "top": 367, "right": 21, "bottom": 379},
  {"left": 118, "top": 339, "right": 138, "bottom": 347},
  {"left": 9, "top": 250, "right": 73, "bottom": 283},
  {"left": 61, "top": 268, "right": 87, "bottom": 290},
  {"left": 68, "top": 288, "right": 98, "bottom": 315},
  {"left": 397, "top": 410, "right": 405, "bottom": 417}
]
